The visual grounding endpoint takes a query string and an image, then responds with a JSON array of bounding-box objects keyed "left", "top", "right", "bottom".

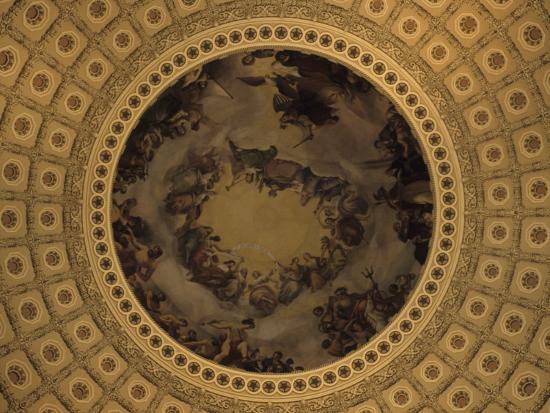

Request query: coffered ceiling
[{"left": 0, "top": 0, "right": 548, "bottom": 412}]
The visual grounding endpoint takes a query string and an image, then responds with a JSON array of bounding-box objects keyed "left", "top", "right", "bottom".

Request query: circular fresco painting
[{"left": 113, "top": 49, "right": 434, "bottom": 372}]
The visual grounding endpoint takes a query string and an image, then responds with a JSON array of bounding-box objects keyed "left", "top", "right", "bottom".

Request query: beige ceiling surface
[{"left": 0, "top": 0, "right": 548, "bottom": 412}]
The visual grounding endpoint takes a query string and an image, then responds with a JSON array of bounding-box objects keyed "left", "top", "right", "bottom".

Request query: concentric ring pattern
[{"left": 0, "top": 1, "right": 548, "bottom": 412}]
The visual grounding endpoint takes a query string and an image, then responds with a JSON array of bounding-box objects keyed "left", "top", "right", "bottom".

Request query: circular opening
[{"left": 111, "top": 49, "right": 434, "bottom": 372}]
